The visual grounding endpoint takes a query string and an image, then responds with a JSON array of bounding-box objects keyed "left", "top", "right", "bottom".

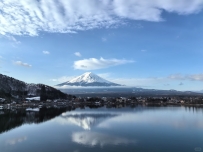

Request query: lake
[{"left": 0, "top": 105, "right": 203, "bottom": 152}]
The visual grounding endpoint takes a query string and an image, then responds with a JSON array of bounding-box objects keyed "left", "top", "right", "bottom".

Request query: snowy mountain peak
[
  {"left": 57, "top": 72, "right": 122, "bottom": 87},
  {"left": 69, "top": 72, "right": 110, "bottom": 84}
]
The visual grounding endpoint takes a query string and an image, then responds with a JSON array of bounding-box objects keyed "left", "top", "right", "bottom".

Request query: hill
[{"left": 0, "top": 73, "right": 70, "bottom": 101}]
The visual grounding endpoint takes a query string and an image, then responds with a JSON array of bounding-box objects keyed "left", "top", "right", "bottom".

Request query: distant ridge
[{"left": 56, "top": 72, "right": 122, "bottom": 87}]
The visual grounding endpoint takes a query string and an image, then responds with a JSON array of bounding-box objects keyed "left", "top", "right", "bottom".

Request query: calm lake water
[{"left": 0, "top": 105, "right": 203, "bottom": 152}]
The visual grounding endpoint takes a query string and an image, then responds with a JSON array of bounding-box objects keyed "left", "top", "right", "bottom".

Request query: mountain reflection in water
[
  {"left": 57, "top": 113, "right": 119, "bottom": 130},
  {"left": 0, "top": 105, "right": 203, "bottom": 152},
  {"left": 0, "top": 107, "right": 70, "bottom": 134}
]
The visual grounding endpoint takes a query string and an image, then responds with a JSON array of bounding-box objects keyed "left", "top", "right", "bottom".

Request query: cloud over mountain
[
  {"left": 74, "top": 57, "right": 134, "bottom": 70},
  {"left": 1, "top": 0, "right": 203, "bottom": 36}
]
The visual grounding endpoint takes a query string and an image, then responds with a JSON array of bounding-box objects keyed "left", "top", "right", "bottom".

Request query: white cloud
[
  {"left": 168, "top": 73, "right": 203, "bottom": 81},
  {"left": 0, "top": 0, "right": 203, "bottom": 36},
  {"left": 43, "top": 51, "right": 50, "bottom": 55},
  {"left": 14, "top": 61, "right": 32, "bottom": 67},
  {"left": 50, "top": 76, "right": 75, "bottom": 83},
  {"left": 74, "top": 52, "right": 81, "bottom": 57},
  {"left": 6, "top": 35, "right": 21, "bottom": 44},
  {"left": 0, "top": 56, "right": 2, "bottom": 59},
  {"left": 187, "top": 73, "right": 203, "bottom": 81},
  {"left": 74, "top": 57, "right": 134, "bottom": 70},
  {"left": 168, "top": 74, "right": 185, "bottom": 80}
]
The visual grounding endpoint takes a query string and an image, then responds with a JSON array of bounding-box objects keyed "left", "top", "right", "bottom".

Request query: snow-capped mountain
[{"left": 57, "top": 72, "right": 122, "bottom": 87}]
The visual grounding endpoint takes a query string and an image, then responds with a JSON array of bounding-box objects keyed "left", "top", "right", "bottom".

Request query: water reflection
[
  {"left": 0, "top": 105, "right": 202, "bottom": 152},
  {"left": 0, "top": 107, "right": 69, "bottom": 134},
  {"left": 1, "top": 106, "right": 202, "bottom": 135},
  {"left": 72, "top": 131, "right": 136, "bottom": 147},
  {"left": 6, "top": 136, "right": 27, "bottom": 145},
  {"left": 102, "top": 112, "right": 203, "bottom": 129},
  {"left": 57, "top": 113, "right": 119, "bottom": 130}
]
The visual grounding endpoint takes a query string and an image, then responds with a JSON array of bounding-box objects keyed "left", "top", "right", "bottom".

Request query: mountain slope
[
  {"left": 57, "top": 72, "right": 122, "bottom": 87},
  {"left": 0, "top": 73, "right": 68, "bottom": 100}
]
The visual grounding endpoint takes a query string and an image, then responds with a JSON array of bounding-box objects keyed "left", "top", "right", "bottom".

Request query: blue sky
[{"left": 0, "top": 0, "right": 203, "bottom": 91}]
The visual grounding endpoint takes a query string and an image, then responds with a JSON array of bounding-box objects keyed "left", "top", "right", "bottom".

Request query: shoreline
[{"left": 1, "top": 102, "right": 203, "bottom": 110}]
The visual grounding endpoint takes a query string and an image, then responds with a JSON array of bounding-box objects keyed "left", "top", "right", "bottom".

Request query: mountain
[
  {"left": 57, "top": 72, "right": 122, "bottom": 87},
  {"left": 61, "top": 87, "right": 203, "bottom": 97},
  {"left": 199, "top": 90, "right": 203, "bottom": 93},
  {"left": 0, "top": 73, "right": 69, "bottom": 100}
]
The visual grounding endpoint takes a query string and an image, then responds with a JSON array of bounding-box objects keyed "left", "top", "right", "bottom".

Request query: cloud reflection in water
[
  {"left": 72, "top": 131, "right": 136, "bottom": 147},
  {"left": 6, "top": 136, "right": 27, "bottom": 145}
]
